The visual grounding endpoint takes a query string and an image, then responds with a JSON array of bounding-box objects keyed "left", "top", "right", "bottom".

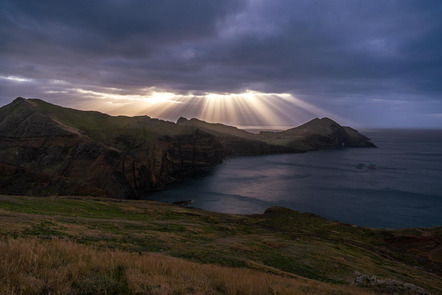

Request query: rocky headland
[{"left": 0, "top": 97, "right": 375, "bottom": 198}]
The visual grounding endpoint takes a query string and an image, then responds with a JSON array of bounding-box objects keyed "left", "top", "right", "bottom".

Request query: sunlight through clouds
[
  {"left": 1, "top": 1, "right": 442, "bottom": 127},
  {"left": 65, "top": 88, "right": 346, "bottom": 129}
]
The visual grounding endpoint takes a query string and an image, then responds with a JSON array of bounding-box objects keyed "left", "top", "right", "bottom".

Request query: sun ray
[{"left": 68, "top": 88, "right": 347, "bottom": 128}]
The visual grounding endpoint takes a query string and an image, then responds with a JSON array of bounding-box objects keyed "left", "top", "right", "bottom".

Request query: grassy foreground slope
[
  {"left": 1, "top": 239, "right": 374, "bottom": 295},
  {"left": 0, "top": 195, "right": 441, "bottom": 294}
]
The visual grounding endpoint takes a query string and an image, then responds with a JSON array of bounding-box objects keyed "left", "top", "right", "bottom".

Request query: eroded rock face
[
  {"left": 0, "top": 98, "right": 223, "bottom": 198},
  {"left": 259, "top": 117, "right": 376, "bottom": 151},
  {"left": 0, "top": 97, "right": 374, "bottom": 198},
  {"left": 177, "top": 116, "right": 375, "bottom": 154},
  {"left": 177, "top": 117, "right": 292, "bottom": 156},
  {"left": 0, "top": 130, "right": 223, "bottom": 198}
]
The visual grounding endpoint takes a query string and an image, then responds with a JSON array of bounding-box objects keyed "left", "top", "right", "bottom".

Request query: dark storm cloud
[
  {"left": 0, "top": 0, "right": 245, "bottom": 86},
  {"left": 217, "top": 1, "right": 442, "bottom": 94},
  {"left": 1, "top": 0, "right": 442, "bottom": 127}
]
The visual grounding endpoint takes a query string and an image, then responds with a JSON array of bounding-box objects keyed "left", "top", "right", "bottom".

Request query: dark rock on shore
[{"left": 172, "top": 200, "right": 193, "bottom": 206}]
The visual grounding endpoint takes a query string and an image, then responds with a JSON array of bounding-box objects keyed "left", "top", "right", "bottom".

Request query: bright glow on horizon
[{"left": 47, "top": 87, "right": 350, "bottom": 128}]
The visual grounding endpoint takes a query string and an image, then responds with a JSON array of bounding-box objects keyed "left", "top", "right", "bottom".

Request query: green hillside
[
  {"left": 0, "top": 195, "right": 440, "bottom": 294},
  {"left": 0, "top": 97, "right": 375, "bottom": 198}
]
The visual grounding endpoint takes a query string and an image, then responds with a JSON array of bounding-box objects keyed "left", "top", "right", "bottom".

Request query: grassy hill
[
  {"left": 27, "top": 98, "right": 189, "bottom": 145},
  {"left": 0, "top": 97, "right": 375, "bottom": 198},
  {"left": 0, "top": 195, "right": 440, "bottom": 294},
  {"left": 177, "top": 116, "right": 375, "bottom": 153},
  {"left": 0, "top": 98, "right": 224, "bottom": 198}
]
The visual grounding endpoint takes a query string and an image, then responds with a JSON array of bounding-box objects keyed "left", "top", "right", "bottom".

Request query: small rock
[
  {"left": 353, "top": 274, "right": 431, "bottom": 295},
  {"left": 354, "top": 275, "right": 369, "bottom": 285}
]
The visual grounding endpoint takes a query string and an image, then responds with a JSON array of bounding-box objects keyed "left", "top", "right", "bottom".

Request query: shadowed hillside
[
  {"left": 0, "top": 98, "right": 223, "bottom": 198},
  {"left": 0, "top": 97, "right": 374, "bottom": 198},
  {"left": 178, "top": 117, "right": 375, "bottom": 153}
]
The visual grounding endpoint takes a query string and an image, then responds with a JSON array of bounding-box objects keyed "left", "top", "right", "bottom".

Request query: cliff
[
  {"left": 0, "top": 98, "right": 223, "bottom": 198},
  {"left": 0, "top": 97, "right": 375, "bottom": 198},
  {"left": 259, "top": 117, "right": 376, "bottom": 151},
  {"left": 177, "top": 116, "right": 375, "bottom": 153},
  {"left": 176, "top": 117, "right": 292, "bottom": 155}
]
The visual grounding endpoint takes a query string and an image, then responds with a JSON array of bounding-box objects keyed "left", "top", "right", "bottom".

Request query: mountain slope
[
  {"left": 177, "top": 117, "right": 292, "bottom": 155},
  {"left": 0, "top": 98, "right": 223, "bottom": 198},
  {"left": 0, "top": 97, "right": 375, "bottom": 198},
  {"left": 178, "top": 116, "right": 375, "bottom": 153},
  {"left": 259, "top": 117, "right": 375, "bottom": 151}
]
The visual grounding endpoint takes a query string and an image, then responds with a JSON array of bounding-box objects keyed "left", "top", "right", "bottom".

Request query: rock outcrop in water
[{"left": 0, "top": 97, "right": 375, "bottom": 197}]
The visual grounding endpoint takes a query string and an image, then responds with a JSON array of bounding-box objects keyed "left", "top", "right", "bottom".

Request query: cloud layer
[{"left": 1, "top": 0, "right": 442, "bottom": 127}]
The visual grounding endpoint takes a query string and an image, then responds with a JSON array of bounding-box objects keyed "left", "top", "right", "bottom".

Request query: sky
[{"left": 1, "top": 0, "right": 442, "bottom": 129}]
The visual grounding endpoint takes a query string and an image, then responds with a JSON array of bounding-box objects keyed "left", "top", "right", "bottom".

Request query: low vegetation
[
  {"left": 0, "top": 195, "right": 440, "bottom": 294},
  {"left": 0, "top": 238, "right": 376, "bottom": 294}
]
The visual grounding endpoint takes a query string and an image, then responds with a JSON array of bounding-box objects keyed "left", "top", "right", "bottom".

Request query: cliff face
[
  {"left": 178, "top": 117, "right": 375, "bottom": 154},
  {"left": 0, "top": 98, "right": 374, "bottom": 198},
  {"left": 259, "top": 117, "right": 375, "bottom": 151},
  {"left": 0, "top": 98, "right": 223, "bottom": 198},
  {"left": 177, "top": 117, "right": 291, "bottom": 156}
]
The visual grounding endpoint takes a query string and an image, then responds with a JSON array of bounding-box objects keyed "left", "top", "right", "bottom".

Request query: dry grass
[
  {"left": 0, "top": 195, "right": 439, "bottom": 294},
  {"left": 0, "top": 238, "right": 374, "bottom": 295}
]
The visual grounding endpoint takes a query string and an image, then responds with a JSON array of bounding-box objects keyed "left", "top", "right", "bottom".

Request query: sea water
[{"left": 146, "top": 129, "right": 442, "bottom": 228}]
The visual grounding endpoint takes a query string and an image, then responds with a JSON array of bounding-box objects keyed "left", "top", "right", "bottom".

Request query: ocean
[{"left": 146, "top": 129, "right": 442, "bottom": 229}]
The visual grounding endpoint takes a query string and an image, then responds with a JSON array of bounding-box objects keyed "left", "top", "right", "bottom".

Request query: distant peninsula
[{"left": 0, "top": 97, "right": 375, "bottom": 198}]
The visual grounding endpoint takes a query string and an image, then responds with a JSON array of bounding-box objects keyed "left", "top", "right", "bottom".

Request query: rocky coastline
[{"left": 0, "top": 97, "right": 375, "bottom": 198}]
